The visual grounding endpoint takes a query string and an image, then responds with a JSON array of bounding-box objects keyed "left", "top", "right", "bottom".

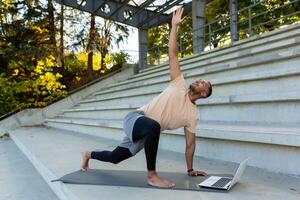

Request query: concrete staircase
[
  {"left": 3, "top": 23, "right": 300, "bottom": 200},
  {"left": 45, "top": 23, "right": 300, "bottom": 175}
]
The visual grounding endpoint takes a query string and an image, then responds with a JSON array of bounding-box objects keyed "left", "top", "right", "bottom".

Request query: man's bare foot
[
  {"left": 147, "top": 171, "right": 174, "bottom": 188},
  {"left": 81, "top": 151, "right": 91, "bottom": 171}
]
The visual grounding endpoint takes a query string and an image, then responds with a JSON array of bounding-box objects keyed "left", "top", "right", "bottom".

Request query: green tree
[
  {"left": 95, "top": 19, "right": 130, "bottom": 72},
  {"left": 0, "top": 0, "right": 67, "bottom": 116},
  {"left": 0, "top": 0, "right": 133, "bottom": 116}
]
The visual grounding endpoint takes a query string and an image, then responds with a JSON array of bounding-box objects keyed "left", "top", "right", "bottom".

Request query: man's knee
[
  {"left": 111, "top": 158, "right": 121, "bottom": 164},
  {"left": 110, "top": 146, "right": 132, "bottom": 164}
]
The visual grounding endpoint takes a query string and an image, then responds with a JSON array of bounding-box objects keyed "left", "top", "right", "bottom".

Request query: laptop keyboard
[{"left": 211, "top": 177, "right": 232, "bottom": 188}]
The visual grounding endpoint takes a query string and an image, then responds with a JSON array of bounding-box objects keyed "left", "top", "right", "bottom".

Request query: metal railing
[{"left": 146, "top": 0, "right": 300, "bottom": 66}]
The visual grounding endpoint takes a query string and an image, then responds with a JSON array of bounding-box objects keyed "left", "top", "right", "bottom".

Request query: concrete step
[
  {"left": 203, "top": 97, "right": 300, "bottom": 123},
  {"left": 89, "top": 48, "right": 300, "bottom": 102},
  {"left": 110, "top": 23, "right": 300, "bottom": 88},
  {"left": 80, "top": 65, "right": 300, "bottom": 107},
  {"left": 138, "top": 23, "right": 300, "bottom": 75},
  {"left": 120, "top": 35, "right": 300, "bottom": 86},
  {"left": 0, "top": 139, "right": 59, "bottom": 200},
  {"left": 62, "top": 105, "right": 136, "bottom": 120},
  {"left": 9, "top": 126, "right": 300, "bottom": 200},
  {"left": 80, "top": 66, "right": 300, "bottom": 109},
  {"left": 44, "top": 117, "right": 300, "bottom": 175},
  {"left": 61, "top": 91, "right": 300, "bottom": 124},
  {"left": 44, "top": 117, "right": 300, "bottom": 147},
  {"left": 96, "top": 25, "right": 300, "bottom": 93}
]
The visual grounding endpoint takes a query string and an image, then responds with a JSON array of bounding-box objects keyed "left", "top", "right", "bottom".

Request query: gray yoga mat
[{"left": 53, "top": 169, "right": 233, "bottom": 192}]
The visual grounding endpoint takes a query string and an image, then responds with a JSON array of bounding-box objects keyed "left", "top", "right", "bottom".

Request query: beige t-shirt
[{"left": 137, "top": 73, "right": 199, "bottom": 133}]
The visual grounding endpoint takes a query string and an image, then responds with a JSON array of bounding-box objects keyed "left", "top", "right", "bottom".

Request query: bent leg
[
  {"left": 132, "top": 116, "right": 160, "bottom": 170},
  {"left": 91, "top": 146, "right": 133, "bottom": 164},
  {"left": 81, "top": 146, "right": 132, "bottom": 171},
  {"left": 131, "top": 116, "right": 174, "bottom": 188}
]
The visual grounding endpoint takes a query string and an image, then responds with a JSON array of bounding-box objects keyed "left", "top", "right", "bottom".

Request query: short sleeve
[
  {"left": 170, "top": 73, "right": 186, "bottom": 90},
  {"left": 185, "top": 117, "right": 198, "bottom": 134}
]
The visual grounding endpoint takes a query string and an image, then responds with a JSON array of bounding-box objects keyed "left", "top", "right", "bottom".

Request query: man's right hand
[
  {"left": 188, "top": 169, "right": 208, "bottom": 177},
  {"left": 172, "top": 7, "right": 184, "bottom": 27}
]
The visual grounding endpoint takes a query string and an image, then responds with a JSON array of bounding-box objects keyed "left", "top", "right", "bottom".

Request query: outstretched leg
[
  {"left": 81, "top": 146, "right": 132, "bottom": 171},
  {"left": 132, "top": 117, "right": 174, "bottom": 188}
]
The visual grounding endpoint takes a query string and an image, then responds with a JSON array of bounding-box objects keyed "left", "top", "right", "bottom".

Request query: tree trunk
[
  {"left": 87, "top": 14, "right": 95, "bottom": 81},
  {"left": 59, "top": 1, "right": 65, "bottom": 83},
  {"left": 47, "top": 0, "right": 59, "bottom": 61},
  {"left": 88, "top": 51, "right": 93, "bottom": 79},
  {"left": 100, "top": 47, "right": 108, "bottom": 72}
]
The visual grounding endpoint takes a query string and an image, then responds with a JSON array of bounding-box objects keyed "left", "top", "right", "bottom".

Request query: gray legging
[{"left": 91, "top": 116, "right": 161, "bottom": 171}]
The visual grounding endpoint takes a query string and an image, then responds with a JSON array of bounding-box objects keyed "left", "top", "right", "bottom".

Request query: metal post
[
  {"left": 208, "top": 24, "right": 212, "bottom": 49},
  {"left": 157, "top": 46, "right": 160, "bottom": 65},
  {"left": 138, "top": 28, "right": 147, "bottom": 70},
  {"left": 230, "top": 0, "right": 239, "bottom": 42},
  {"left": 248, "top": 7, "right": 252, "bottom": 36},
  {"left": 192, "top": 0, "right": 206, "bottom": 54}
]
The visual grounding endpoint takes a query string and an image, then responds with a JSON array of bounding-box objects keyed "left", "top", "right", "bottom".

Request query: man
[{"left": 81, "top": 7, "right": 212, "bottom": 188}]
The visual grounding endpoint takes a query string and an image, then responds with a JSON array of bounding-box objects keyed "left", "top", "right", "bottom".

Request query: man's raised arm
[{"left": 169, "top": 8, "right": 184, "bottom": 81}]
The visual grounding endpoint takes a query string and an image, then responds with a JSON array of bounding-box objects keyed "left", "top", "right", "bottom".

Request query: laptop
[{"left": 198, "top": 158, "right": 249, "bottom": 190}]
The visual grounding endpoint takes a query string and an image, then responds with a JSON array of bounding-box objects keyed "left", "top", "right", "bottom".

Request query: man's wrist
[{"left": 172, "top": 23, "right": 179, "bottom": 28}]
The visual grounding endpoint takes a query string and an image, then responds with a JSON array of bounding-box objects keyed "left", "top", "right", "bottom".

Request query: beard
[{"left": 189, "top": 84, "right": 197, "bottom": 93}]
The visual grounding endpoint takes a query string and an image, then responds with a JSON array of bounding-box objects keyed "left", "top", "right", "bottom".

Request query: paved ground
[
  {"left": 9, "top": 127, "right": 300, "bottom": 200},
  {"left": 0, "top": 138, "right": 59, "bottom": 200}
]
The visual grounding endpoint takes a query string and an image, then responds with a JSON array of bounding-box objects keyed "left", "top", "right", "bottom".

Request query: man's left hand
[
  {"left": 172, "top": 7, "right": 184, "bottom": 26},
  {"left": 188, "top": 170, "right": 208, "bottom": 177}
]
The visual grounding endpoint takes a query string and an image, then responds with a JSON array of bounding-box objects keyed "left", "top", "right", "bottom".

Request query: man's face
[{"left": 189, "top": 79, "right": 209, "bottom": 97}]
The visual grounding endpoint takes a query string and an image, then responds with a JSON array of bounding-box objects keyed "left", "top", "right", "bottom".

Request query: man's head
[{"left": 189, "top": 79, "right": 212, "bottom": 99}]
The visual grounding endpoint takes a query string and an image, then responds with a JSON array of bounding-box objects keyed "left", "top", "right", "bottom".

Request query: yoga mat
[{"left": 53, "top": 169, "right": 233, "bottom": 192}]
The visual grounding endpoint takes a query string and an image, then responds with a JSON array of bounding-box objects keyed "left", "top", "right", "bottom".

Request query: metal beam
[
  {"left": 122, "top": 0, "right": 156, "bottom": 24},
  {"left": 130, "top": 0, "right": 139, "bottom": 7},
  {"left": 137, "top": 0, "right": 185, "bottom": 28},
  {"left": 108, "top": 0, "right": 131, "bottom": 18},
  {"left": 146, "top": 2, "right": 193, "bottom": 28},
  {"left": 92, "top": 0, "right": 109, "bottom": 14},
  {"left": 54, "top": 0, "right": 170, "bottom": 28},
  {"left": 76, "top": 0, "right": 86, "bottom": 9},
  {"left": 56, "top": 0, "right": 216, "bottom": 29},
  {"left": 143, "top": 0, "right": 178, "bottom": 16}
]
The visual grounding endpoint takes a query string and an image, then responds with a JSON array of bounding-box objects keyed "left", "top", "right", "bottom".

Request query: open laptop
[{"left": 198, "top": 158, "right": 249, "bottom": 191}]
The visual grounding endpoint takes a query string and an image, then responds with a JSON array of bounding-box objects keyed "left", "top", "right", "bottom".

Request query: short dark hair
[{"left": 205, "top": 81, "right": 212, "bottom": 98}]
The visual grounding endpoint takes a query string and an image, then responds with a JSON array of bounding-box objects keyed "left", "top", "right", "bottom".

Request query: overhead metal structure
[
  {"left": 55, "top": 0, "right": 194, "bottom": 29},
  {"left": 55, "top": 0, "right": 216, "bottom": 70}
]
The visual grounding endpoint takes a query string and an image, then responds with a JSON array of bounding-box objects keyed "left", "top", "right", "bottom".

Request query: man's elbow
[{"left": 186, "top": 142, "right": 195, "bottom": 150}]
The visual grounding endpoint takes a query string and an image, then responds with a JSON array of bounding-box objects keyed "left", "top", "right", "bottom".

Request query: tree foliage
[
  {"left": 0, "top": 0, "right": 66, "bottom": 115},
  {"left": 0, "top": 0, "right": 131, "bottom": 116}
]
